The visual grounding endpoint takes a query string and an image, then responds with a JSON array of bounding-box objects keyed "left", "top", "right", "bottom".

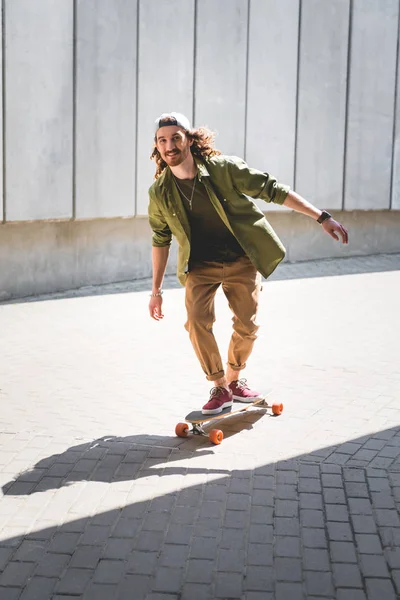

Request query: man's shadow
[{"left": 2, "top": 433, "right": 231, "bottom": 496}]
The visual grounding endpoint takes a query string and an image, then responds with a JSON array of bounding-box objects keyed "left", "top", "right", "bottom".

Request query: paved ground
[{"left": 0, "top": 253, "right": 399, "bottom": 600}]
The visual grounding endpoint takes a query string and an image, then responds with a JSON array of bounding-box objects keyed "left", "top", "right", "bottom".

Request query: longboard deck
[
  {"left": 185, "top": 393, "right": 272, "bottom": 425},
  {"left": 175, "top": 390, "right": 282, "bottom": 444}
]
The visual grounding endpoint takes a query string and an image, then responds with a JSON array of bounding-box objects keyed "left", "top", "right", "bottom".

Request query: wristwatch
[{"left": 317, "top": 210, "right": 332, "bottom": 224}]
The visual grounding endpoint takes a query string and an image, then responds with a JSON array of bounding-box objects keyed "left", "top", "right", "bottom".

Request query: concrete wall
[{"left": 1, "top": 0, "right": 400, "bottom": 299}]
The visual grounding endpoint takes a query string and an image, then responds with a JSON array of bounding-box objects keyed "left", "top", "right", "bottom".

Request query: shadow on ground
[{"left": 0, "top": 424, "right": 400, "bottom": 599}]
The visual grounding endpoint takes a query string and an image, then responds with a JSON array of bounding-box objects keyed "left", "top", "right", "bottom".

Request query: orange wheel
[
  {"left": 175, "top": 422, "right": 189, "bottom": 437},
  {"left": 209, "top": 429, "right": 224, "bottom": 445},
  {"left": 272, "top": 403, "right": 284, "bottom": 416}
]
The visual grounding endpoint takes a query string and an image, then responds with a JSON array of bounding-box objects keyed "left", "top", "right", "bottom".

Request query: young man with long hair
[{"left": 148, "top": 112, "right": 348, "bottom": 415}]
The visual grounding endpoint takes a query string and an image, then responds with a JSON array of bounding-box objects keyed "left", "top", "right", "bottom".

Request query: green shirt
[
  {"left": 148, "top": 155, "right": 290, "bottom": 286},
  {"left": 172, "top": 174, "right": 245, "bottom": 263}
]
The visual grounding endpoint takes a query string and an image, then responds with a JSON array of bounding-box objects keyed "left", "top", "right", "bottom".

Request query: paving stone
[
  {"left": 374, "top": 508, "right": 400, "bottom": 527},
  {"left": 112, "top": 517, "right": 141, "bottom": 538},
  {"left": 247, "top": 543, "right": 273, "bottom": 567},
  {"left": 117, "top": 574, "right": 151, "bottom": 600},
  {"left": 56, "top": 567, "right": 93, "bottom": 595},
  {"left": 248, "top": 524, "right": 273, "bottom": 544},
  {"left": 83, "top": 582, "right": 119, "bottom": 600},
  {"left": 330, "top": 542, "right": 357, "bottom": 563},
  {"left": 250, "top": 505, "right": 273, "bottom": 524},
  {"left": 359, "top": 553, "right": 390, "bottom": 578},
  {"left": 20, "top": 576, "right": 57, "bottom": 600},
  {"left": 299, "top": 493, "right": 323, "bottom": 510},
  {"left": 303, "top": 547, "right": 330, "bottom": 571},
  {"left": 325, "top": 504, "right": 350, "bottom": 522},
  {"left": 180, "top": 583, "right": 212, "bottom": 600},
  {"left": 126, "top": 550, "right": 158, "bottom": 575},
  {"left": 244, "top": 566, "right": 274, "bottom": 591},
  {"left": 348, "top": 498, "right": 373, "bottom": 515},
  {"left": 12, "top": 540, "right": 47, "bottom": 562},
  {"left": 217, "top": 547, "right": 244, "bottom": 572},
  {"left": 159, "top": 543, "right": 189, "bottom": 567},
  {"left": 336, "top": 589, "right": 367, "bottom": 600},
  {"left": 190, "top": 537, "right": 218, "bottom": 560},
  {"left": 327, "top": 521, "right": 354, "bottom": 542},
  {"left": 333, "top": 562, "right": 363, "bottom": 588},
  {"left": 102, "top": 537, "right": 135, "bottom": 560},
  {"left": 304, "top": 570, "right": 334, "bottom": 597},
  {"left": 302, "top": 528, "right": 328, "bottom": 549},
  {"left": 301, "top": 509, "right": 325, "bottom": 528},
  {"left": 323, "top": 487, "right": 346, "bottom": 504},
  {"left": 0, "top": 589, "right": 22, "bottom": 600},
  {"left": 275, "top": 499, "right": 298, "bottom": 518},
  {"left": 224, "top": 509, "right": 248, "bottom": 529},
  {"left": 0, "top": 561, "right": 35, "bottom": 587},
  {"left": 0, "top": 547, "right": 13, "bottom": 571},
  {"left": 275, "top": 536, "right": 301, "bottom": 558},
  {"left": 275, "top": 557, "right": 302, "bottom": 581},
  {"left": 152, "top": 567, "right": 184, "bottom": 593},
  {"left": 365, "top": 578, "right": 397, "bottom": 600},
  {"left": 69, "top": 545, "right": 102, "bottom": 570},
  {"left": 351, "top": 515, "right": 378, "bottom": 534},
  {"left": 275, "top": 581, "right": 304, "bottom": 600},
  {"left": 35, "top": 552, "right": 71, "bottom": 577},
  {"left": 275, "top": 516, "right": 300, "bottom": 536},
  {"left": 275, "top": 484, "right": 297, "bottom": 500},
  {"left": 355, "top": 534, "right": 382, "bottom": 554}
]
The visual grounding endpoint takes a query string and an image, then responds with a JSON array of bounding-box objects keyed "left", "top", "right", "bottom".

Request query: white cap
[{"left": 154, "top": 112, "right": 191, "bottom": 134}]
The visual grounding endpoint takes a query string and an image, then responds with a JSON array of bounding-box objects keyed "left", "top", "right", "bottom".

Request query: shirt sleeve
[
  {"left": 228, "top": 157, "right": 290, "bottom": 205},
  {"left": 148, "top": 190, "right": 172, "bottom": 247}
]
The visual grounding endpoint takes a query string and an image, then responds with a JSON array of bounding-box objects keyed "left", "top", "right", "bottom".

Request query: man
[{"left": 148, "top": 112, "right": 348, "bottom": 415}]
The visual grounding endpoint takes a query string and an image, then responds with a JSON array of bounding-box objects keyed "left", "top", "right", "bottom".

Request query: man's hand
[
  {"left": 322, "top": 218, "right": 349, "bottom": 244},
  {"left": 149, "top": 295, "right": 164, "bottom": 321}
]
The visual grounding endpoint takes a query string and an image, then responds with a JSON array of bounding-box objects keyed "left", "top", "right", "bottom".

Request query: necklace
[{"left": 173, "top": 174, "right": 197, "bottom": 210}]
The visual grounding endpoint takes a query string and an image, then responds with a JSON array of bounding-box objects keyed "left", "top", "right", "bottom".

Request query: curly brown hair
[{"left": 150, "top": 124, "right": 221, "bottom": 179}]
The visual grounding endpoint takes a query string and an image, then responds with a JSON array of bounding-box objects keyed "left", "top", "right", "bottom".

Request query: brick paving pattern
[{"left": 0, "top": 253, "right": 399, "bottom": 599}]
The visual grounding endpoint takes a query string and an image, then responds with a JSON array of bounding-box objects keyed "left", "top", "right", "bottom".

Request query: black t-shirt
[{"left": 173, "top": 175, "right": 245, "bottom": 264}]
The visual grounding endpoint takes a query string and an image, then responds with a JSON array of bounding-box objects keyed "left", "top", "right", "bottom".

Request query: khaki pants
[{"left": 184, "top": 256, "right": 262, "bottom": 381}]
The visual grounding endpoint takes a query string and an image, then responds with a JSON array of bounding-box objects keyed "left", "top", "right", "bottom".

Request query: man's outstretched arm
[
  {"left": 149, "top": 245, "right": 170, "bottom": 321},
  {"left": 283, "top": 190, "right": 349, "bottom": 244}
]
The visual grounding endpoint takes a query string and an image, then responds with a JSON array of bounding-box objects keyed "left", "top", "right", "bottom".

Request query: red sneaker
[
  {"left": 202, "top": 387, "right": 233, "bottom": 415},
  {"left": 229, "top": 379, "right": 263, "bottom": 403}
]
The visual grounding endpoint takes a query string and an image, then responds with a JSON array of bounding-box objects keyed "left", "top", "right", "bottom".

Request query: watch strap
[{"left": 317, "top": 210, "right": 332, "bottom": 224}]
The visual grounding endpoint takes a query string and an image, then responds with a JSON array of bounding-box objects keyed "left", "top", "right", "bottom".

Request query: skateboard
[{"left": 175, "top": 392, "right": 283, "bottom": 445}]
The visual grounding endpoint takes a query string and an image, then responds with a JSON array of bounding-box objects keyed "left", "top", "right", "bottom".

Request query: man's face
[{"left": 155, "top": 126, "right": 192, "bottom": 167}]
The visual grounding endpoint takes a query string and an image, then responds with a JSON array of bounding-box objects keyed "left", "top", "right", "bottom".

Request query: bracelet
[{"left": 150, "top": 290, "right": 163, "bottom": 297}]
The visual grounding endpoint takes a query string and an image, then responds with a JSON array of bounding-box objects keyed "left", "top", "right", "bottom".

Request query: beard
[{"left": 163, "top": 146, "right": 190, "bottom": 166}]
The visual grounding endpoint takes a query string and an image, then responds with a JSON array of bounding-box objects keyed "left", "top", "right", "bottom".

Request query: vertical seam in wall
[
  {"left": 2, "top": 0, "right": 6, "bottom": 223},
  {"left": 342, "top": 0, "right": 353, "bottom": 212},
  {"left": 192, "top": 0, "right": 197, "bottom": 126},
  {"left": 293, "top": 0, "right": 302, "bottom": 190},
  {"left": 134, "top": 0, "right": 140, "bottom": 216},
  {"left": 72, "top": 0, "right": 77, "bottom": 220},
  {"left": 389, "top": 3, "right": 400, "bottom": 210},
  {"left": 243, "top": 0, "right": 251, "bottom": 161}
]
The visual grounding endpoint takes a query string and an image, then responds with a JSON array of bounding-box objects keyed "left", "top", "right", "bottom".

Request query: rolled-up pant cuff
[
  {"left": 227, "top": 362, "right": 246, "bottom": 371},
  {"left": 206, "top": 370, "right": 225, "bottom": 382}
]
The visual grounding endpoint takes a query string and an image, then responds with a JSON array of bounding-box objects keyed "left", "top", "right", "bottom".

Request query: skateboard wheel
[
  {"left": 209, "top": 429, "right": 223, "bottom": 445},
  {"left": 175, "top": 422, "right": 189, "bottom": 437},
  {"left": 272, "top": 403, "right": 283, "bottom": 416}
]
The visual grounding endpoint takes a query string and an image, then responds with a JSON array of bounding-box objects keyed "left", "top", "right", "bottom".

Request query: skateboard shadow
[
  {"left": 201, "top": 409, "right": 268, "bottom": 441},
  {"left": 2, "top": 434, "right": 230, "bottom": 497}
]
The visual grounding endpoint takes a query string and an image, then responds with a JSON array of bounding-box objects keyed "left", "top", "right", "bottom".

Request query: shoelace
[
  {"left": 235, "top": 378, "right": 249, "bottom": 390},
  {"left": 209, "top": 386, "right": 227, "bottom": 397}
]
